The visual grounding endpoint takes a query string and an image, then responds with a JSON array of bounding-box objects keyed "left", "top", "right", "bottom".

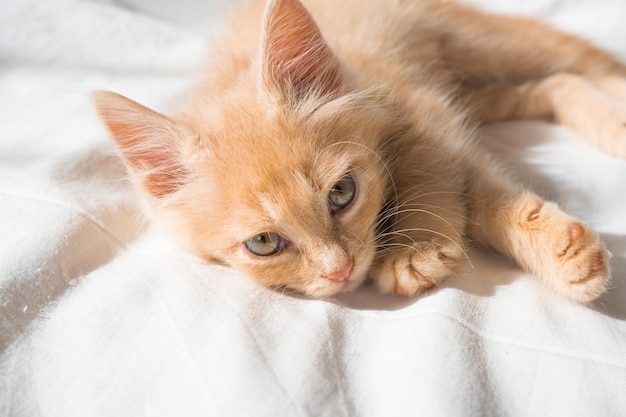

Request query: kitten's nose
[{"left": 325, "top": 259, "right": 354, "bottom": 283}]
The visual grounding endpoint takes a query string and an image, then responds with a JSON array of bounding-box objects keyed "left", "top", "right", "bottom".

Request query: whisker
[
  {"left": 381, "top": 208, "right": 461, "bottom": 235},
  {"left": 375, "top": 227, "right": 473, "bottom": 268}
]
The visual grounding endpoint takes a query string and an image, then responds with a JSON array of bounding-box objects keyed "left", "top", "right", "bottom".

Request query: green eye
[
  {"left": 329, "top": 174, "right": 356, "bottom": 212},
  {"left": 245, "top": 232, "right": 284, "bottom": 256}
]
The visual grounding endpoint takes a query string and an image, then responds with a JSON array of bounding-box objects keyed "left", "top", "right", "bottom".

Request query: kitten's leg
[
  {"left": 466, "top": 74, "right": 626, "bottom": 158},
  {"left": 591, "top": 76, "right": 626, "bottom": 102},
  {"left": 466, "top": 162, "right": 610, "bottom": 303},
  {"left": 438, "top": 3, "right": 626, "bottom": 157},
  {"left": 438, "top": 2, "right": 626, "bottom": 83},
  {"left": 371, "top": 180, "right": 468, "bottom": 297}
]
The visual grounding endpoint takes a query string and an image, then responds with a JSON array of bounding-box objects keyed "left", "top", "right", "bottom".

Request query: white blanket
[{"left": 1, "top": 1, "right": 625, "bottom": 415}]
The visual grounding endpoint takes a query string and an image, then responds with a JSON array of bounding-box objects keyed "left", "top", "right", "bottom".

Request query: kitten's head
[{"left": 93, "top": 0, "right": 403, "bottom": 297}]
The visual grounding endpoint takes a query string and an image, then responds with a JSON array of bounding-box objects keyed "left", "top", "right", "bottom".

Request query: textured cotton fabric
[{"left": 1, "top": 1, "right": 626, "bottom": 416}]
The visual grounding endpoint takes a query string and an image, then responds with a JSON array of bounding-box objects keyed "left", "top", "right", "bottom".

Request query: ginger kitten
[{"left": 93, "top": 0, "right": 626, "bottom": 302}]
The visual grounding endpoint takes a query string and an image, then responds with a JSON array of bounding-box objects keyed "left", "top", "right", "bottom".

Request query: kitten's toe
[
  {"left": 511, "top": 198, "right": 611, "bottom": 303},
  {"left": 374, "top": 242, "right": 462, "bottom": 297},
  {"left": 587, "top": 97, "right": 626, "bottom": 159},
  {"left": 551, "top": 222, "right": 611, "bottom": 303}
]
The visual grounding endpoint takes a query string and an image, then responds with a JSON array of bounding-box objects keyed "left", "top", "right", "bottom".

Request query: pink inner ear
[
  {"left": 110, "top": 122, "right": 185, "bottom": 198},
  {"left": 262, "top": 0, "right": 343, "bottom": 100},
  {"left": 93, "top": 91, "right": 189, "bottom": 198},
  {"left": 105, "top": 119, "right": 175, "bottom": 172}
]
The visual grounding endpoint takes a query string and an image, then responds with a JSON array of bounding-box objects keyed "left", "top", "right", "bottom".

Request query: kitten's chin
[
  {"left": 301, "top": 247, "right": 376, "bottom": 298},
  {"left": 302, "top": 274, "right": 366, "bottom": 298},
  {"left": 302, "top": 261, "right": 371, "bottom": 298}
]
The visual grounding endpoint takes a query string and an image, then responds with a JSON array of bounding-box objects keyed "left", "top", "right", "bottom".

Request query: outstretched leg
[
  {"left": 437, "top": 1, "right": 626, "bottom": 84},
  {"left": 465, "top": 159, "right": 610, "bottom": 303},
  {"left": 464, "top": 74, "right": 626, "bottom": 158},
  {"left": 437, "top": 2, "right": 626, "bottom": 158}
]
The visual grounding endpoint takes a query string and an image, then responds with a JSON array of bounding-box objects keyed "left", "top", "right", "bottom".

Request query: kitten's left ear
[
  {"left": 92, "top": 91, "right": 193, "bottom": 199},
  {"left": 260, "top": 0, "right": 345, "bottom": 103}
]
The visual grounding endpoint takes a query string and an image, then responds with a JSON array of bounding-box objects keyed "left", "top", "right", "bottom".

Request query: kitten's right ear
[
  {"left": 260, "top": 0, "right": 345, "bottom": 103},
  {"left": 92, "top": 91, "right": 191, "bottom": 198}
]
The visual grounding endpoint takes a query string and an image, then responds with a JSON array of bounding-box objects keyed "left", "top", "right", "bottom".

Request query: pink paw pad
[
  {"left": 422, "top": 279, "right": 436, "bottom": 289},
  {"left": 568, "top": 222, "right": 585, "bottom": 241}
]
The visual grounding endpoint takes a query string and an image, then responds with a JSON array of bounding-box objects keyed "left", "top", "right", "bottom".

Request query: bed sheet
[{"left": 1, "top": 0, "right": 626, "bottom": 416}]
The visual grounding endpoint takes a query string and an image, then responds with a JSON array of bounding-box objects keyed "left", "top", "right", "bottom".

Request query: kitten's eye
[
  {"left": 245, "top": 232, "right": 284, "bottom": 256},
  {"left": 329, "top": 174, "right": 356, "bottom": 212}
]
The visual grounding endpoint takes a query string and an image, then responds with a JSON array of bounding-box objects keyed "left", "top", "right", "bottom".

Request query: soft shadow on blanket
[
  {"left": 0, "top": 150, "right": 144, "bottom": 352},
  {"left": 329, "top": 249, "right": 520, "bottom": 311},
  {"left": 483, "top": 120, "right": 626, "bottom": 319},
  {"left": 331, "top": 120, "right": 626, "bottom": 316},
  {"left": 597, "top": 233, "right": 626, "bottom": 320}
]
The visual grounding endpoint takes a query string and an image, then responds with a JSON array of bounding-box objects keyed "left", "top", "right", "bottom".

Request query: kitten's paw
[
  {"left": 521, "top": 201, "right": 611, "bottom": 302},
  {"left": 590, "top": 99, "right": 626, "bottom": 159},
  {"left": 552, "top": 74, "right": 626, "bottom": 158},
  {"left": 594, "top": 75, "right": 626, "bottom": 103},
  {"left": 552, "top": 222, "right": 610, "bottom": 303},
  {"left": 373, "top": 241, "right": 462, "bottom": 296},
  {"left": 581, "top": 87, "right": 626, "bottom": 159}
]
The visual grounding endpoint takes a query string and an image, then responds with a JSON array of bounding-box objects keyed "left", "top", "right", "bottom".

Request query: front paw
[
  {"left": 518, "top": 200, "right": 611, "bottom": 302},
  {"left": 547, "top": 221, "right": 611, "bottom": 303},
  {"left": 373, "top": 241, "right": 462, "bottom": 296}
]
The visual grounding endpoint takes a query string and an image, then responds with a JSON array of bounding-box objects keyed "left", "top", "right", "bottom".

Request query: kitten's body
[{"left": 94, "top": 0, "right": 626, "bottom": 302}]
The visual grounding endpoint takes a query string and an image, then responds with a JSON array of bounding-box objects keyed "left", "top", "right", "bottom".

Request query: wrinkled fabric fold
[{"left": 1, "top": 0, "right": 625, "bottom": 416}]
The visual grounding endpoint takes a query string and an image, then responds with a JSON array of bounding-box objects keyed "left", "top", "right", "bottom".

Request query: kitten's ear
[
  {"left": 261, "top": 0, "right": 345, "bottom": 102},
  {"left": 92, "top": 91, "right": 191, "bottom": 198}
]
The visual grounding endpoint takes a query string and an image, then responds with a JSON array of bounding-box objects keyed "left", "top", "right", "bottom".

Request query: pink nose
[{"left": 325, "top": 259, "right": 354, "bottom": 282}]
